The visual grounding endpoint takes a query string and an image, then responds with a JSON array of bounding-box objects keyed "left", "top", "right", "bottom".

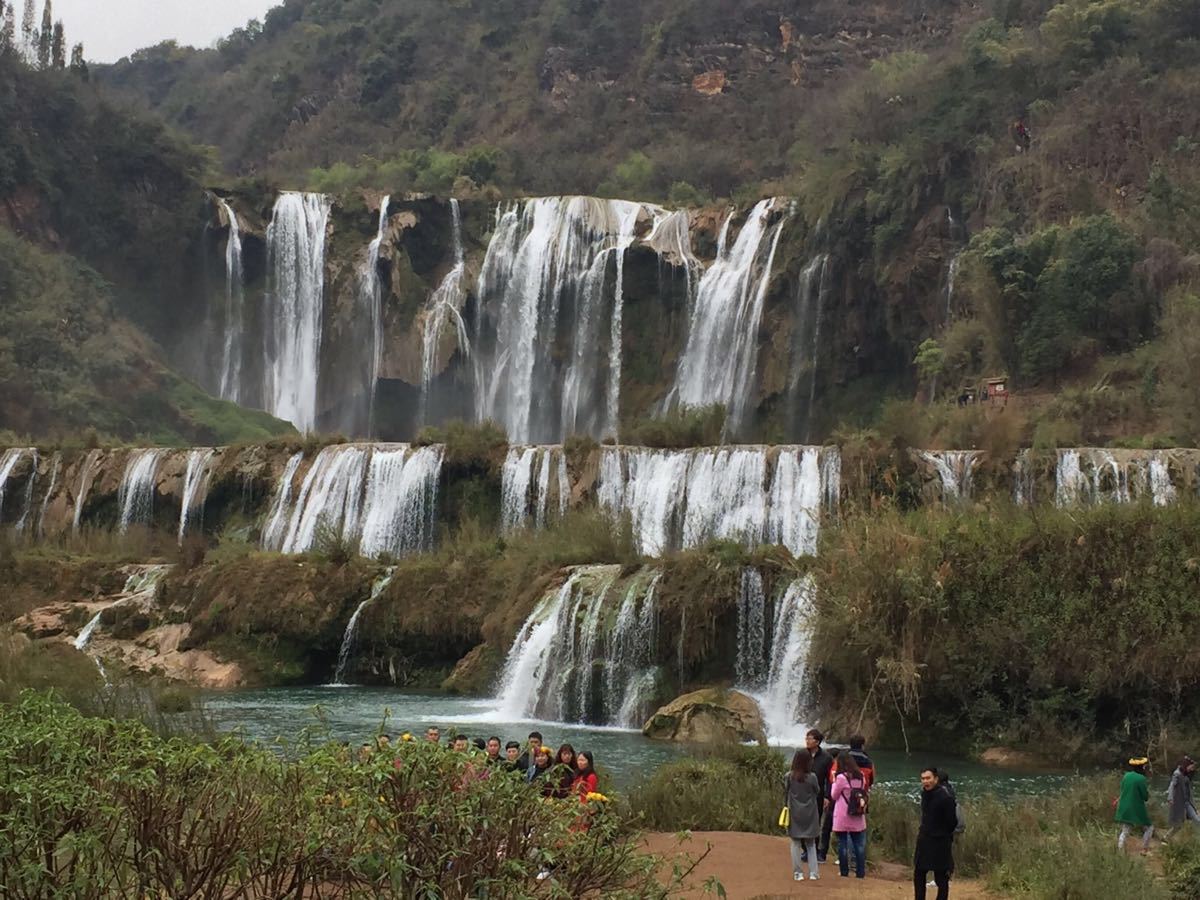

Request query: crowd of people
[
  {"left": 361, "top": 727, "right": 601, "bottom": 803},
  {"left": 784, "top": 729, "right": 962, "bottom": 900}
]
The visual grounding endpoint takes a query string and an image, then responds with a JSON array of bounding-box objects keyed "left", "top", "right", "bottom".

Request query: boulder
[{"left": 643, "top": 688, "right": 767, "bottom": 745}]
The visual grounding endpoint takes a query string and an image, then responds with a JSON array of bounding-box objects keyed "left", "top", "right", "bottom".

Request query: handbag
[{"left": 778, "top": 806, "right": 790, "bottom": 829}]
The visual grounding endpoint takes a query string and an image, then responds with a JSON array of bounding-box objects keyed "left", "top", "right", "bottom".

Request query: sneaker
[
  {"left": 793, "top": 873, "right": 803, "bottom": 881},
  {"left": 817, "top": 853, "right": 828, "bottom": 863},
  {"left": 809, "top": 873, "right": 820, "bottom": 881}
]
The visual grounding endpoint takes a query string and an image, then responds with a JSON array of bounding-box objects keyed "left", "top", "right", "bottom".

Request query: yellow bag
[{"left": 777, "top": 806, "right": 790, "bottom": 829}]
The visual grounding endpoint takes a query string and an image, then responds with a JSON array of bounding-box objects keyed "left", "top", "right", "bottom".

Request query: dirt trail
[{"left": 647, "top": 832, "right": 998, "bottom": 900}]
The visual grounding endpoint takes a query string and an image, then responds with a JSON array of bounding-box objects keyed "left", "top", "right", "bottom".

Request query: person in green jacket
[{"left": 1116, "top": 757, "right": 1153, "bottom": 853}]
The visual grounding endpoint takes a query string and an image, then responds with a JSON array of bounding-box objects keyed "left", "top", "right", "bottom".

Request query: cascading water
[
  {"left": 1150, "top": 454, "right": 1176, "bottom": 507},
  {"left": 261, "top": 452, "right": 303, "bottom": 550},
  {"left": 117, "top": 450, "right": 164, "bottom": 533},
  {"left": 419, "top": 198, "right": 472, "bottom": 428},
  {"left": 73, "top": 611, "right": 104, "bottom": 651},
  {"left": 473, "top": 197, "right": 650, "bottom": 443},
  {"left": 14, "top": 448, "right": 37, "bottom": 531},
  {"left": 215, "top": 196, "right": 244, "bottom": 403},
  {"left": 73, "top": 565, "right": 170, "bottom": 652},
  {"left": 668, "top": 199, "right": 789, "bottom": 436},
  {"left": 73, "top": 449, "right": 103, "bottom": 532},
  {"left": 788, "top": 254, "right": 832, "bottom": 442},
  {"left": 944, "top": 253, "right": 962, "bottom": 324},
  {"left": 1055, "top": 450, "right": 1083, "bottom": 507},
  {"left": 360, "top": 196, "right": 390, "bottom": 437},
  {"left": 1013, "top": 449, "right": 1034, "bottom": 505},
  {"left": 917, "top": 450, "right": 982, "bottom": 501},
  {"left": 178, "top": 449, "right": 216, "bottom": 542},
  {"left": 501, "top": 446, "right": 568, "bottom": 531},
  {"left": 37, "top": 452, "right": 60, "bottom": 535},
  {"left": 263, "top": 192, "right": 331, "bottom": 432},
  {"left": 1051, "top": 448, "right": 1180, "bottom": 507},
  {"left": 0, "top": 447, "right": 31, "bottom": 525},
  {"left": 329, "top": 567, "right": 396, "bottom": 686},
  {"left": 755, "top": 575, "right": 817, "bottom": 744},
  {"left": 266, "top": 444, "right": 443, "bottom": 557},
  {"left": 606, "top": 571, "right": 663, "bottom": 728},
  {"left": 598, "top": 445, "right": 839, "bottom": 557},
  {"left": 735, "top": 568, "right": 768, "bottom": 687}
]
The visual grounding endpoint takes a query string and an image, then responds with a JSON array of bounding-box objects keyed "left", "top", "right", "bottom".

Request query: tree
[
  {"left": 35, "top": 0, "right": 48, "bottom": 67},
  {"left": 20, "top": 0, "right": 33, "bottom": 61},
  {"left": 914, "top": 338, "right": 946, "bottom": 400},
  {"left": 0, "top": 4, "right": 14, "bottom": 57},
  {"left": 68, "top": 40, "right": 84, "bottom": 77},
  {"left": 49, "top": 18, "right": 61, "bottom": 68}
]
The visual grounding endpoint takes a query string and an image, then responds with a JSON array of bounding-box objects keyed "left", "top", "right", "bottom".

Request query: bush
[
  {"left": 0, "top": 692, "right": 688, "bottom": 898},
  {"left": 623, "top": 405, "right": 727, "bottom": 448},
  {"left": 415, "top": 418, "right": 507, "bottom": 467}
]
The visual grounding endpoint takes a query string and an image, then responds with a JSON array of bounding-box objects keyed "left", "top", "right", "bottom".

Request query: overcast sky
[{"left": 51, "top": 0, "right": 281, "bottom": 63}]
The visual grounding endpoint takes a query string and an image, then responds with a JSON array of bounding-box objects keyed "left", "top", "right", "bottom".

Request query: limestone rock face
[{"left": 643, "top": 688, "right": 766, "bottom": 745}]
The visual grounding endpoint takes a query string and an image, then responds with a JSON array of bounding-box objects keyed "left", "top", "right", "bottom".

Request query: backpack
[
  {"left": 943, "top": 782, "right": 966, "bottom": 834},
  {"left": 846, "top": 777, "right": 869, "bottom": 817}
]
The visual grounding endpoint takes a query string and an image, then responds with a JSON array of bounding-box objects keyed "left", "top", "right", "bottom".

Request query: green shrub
[{"left": 622, "top": 405, "right": 727, "bottom": 448}]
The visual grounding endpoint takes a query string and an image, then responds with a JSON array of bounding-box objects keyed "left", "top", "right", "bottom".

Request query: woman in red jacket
[{"left": 572, "top": 750, "right": 598, "bottom": 800}]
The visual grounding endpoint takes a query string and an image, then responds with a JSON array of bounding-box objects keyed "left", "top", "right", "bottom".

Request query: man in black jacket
[
  {"left": 806, "top": 729, "right": 834, "bottom": 861},
  {"left": 914, "top": 767, "right": 957, "bottom": 900}
]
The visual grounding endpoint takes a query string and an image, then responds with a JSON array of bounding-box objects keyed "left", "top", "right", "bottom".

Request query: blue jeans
[{"left": 836, "top": 830, "right": 866, "bottom": 877}]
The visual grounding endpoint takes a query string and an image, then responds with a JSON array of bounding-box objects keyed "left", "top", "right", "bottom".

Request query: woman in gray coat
[
  {"left": 784, "top": 749, "right": 825, "bottom": 881},
  {"left": 1168, "top": 755, "right": 1199, "bottom": 838}
]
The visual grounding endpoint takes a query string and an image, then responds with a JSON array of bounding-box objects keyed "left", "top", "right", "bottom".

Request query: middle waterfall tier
[
  {"left": 261, "top": 443, "right": 444, "bottom": 557},
  {"left": 597, "top": 445, "right": 840, "bottom": 558}
]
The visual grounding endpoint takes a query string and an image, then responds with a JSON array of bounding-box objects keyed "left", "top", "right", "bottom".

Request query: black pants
[
  {"left": 914, "top": 868, "right": 950, "bottom": 900},
  {"left": 818, "top": 805, "right": 833, "bottom": 857}
]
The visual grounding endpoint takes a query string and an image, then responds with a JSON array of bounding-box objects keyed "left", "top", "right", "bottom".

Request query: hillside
[
  {"left": 0, "top": 52, "right": 293, "bottom": 443},
  {"left": 94, "top": 0, "right": 1200, "bottom": 449}
]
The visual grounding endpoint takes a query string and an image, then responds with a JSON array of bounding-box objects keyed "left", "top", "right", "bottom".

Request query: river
[{"left": 207, "top": 687, "right": 1074, "bottom": 794}]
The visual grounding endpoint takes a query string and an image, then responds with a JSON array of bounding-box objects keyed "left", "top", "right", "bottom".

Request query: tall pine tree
[
  {"left": 50, "top": 18, "right": 62, "bottom": 68},
  {"left": 0, "top": 4, "right": 14, "bottom": 57},
  {"left": 20, "top": 0, "right": 33, "bottom": 61},
  {"left": 35, "top": 0, "right": 48, "bottom": 68},
  {"left": 68, "top": 40, "right": 85, "bottom": 77}
]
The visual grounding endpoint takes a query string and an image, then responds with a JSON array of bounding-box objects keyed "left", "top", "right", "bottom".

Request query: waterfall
[
  {"left": 357, "top": 445, "right": 443, "bottom": 557},
  {"left": 361, "top": 196, "right": 390, "bottom": 437},
  {"left": 263, "top": 192, "right": 331, "bottom": 432},
  {"left": 267, "top": 444, "right": 443, "bottom": 557},
  {"left": 73, "top": 449, "right": 104, "bottom": 532},
  {"left": 755, "top": 575, "right": 817, "bottom": 743},
  {"left": 1013, "top": 449, "right": 1033, "bottom": 505},
  {"left": 215, "top": 197, "right": 244, "bottom": 403},
  {"left": 668, "top": 199, "right": 789, "bottom": 436},
  {"left": 14, "top": 448, "right": 37, "bottom": 531},
  {"left": 607, "top": 571, "right": 663, "bottom": 728},
  {"left": 74, "top": 611, "right": 104, "bottom": 651},
  {"left": 419, "top": 198, "right": 472, "bottom": 428},
  {"left": 501, "top": 446, "right": 568, "bottom": 531},
  {"left": 473, "top": 197, "right": 649, "bottom": 443},
  {"left": 944, "top": 253, "right": 962, "bottom": 324},
  {"left": 330, "top": 567, "right": 396, "bottom": 685},
  {"left": 788, "top": 254, "right": 831, "bottom": 442},
  {"left": 1055, "top": 450, "right": 1083, "bottom": 507},
  {"left": 0, "top": 447, "right": 31, "bottom": 525},
  {"left": 177, "top": 449, "right": 216, "bottom": 542},
  {"left": 117, "top": 450, "right": 164, "bottom": 533},
  {"left": 917, "top": 450, "right": 982, "bottom": 501},
  {"left": 1150, "top": 454, "right": 1176, "bottom": 507},
  {"left": 735, "top": 568, "right": 768, "bottom": 687},
  {"left": 37, "top": 452, "right": 60, "bottom": 535},
  {"left": 598, "top": 445, "right": 838, "bottom": 557},
  {"left": 262, "top": 452, "right": 304, "bottom": 550}
]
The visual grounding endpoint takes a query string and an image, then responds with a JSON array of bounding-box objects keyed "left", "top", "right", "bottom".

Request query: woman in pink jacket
[{"left": 830, "top": 751, "right": 868, "bottom": 878}]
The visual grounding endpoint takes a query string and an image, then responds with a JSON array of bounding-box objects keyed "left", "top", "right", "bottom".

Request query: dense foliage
[
  {"left": 811, "top": 501, "right": 1200, "bottom": 754},
  {"left": 0, "top": 227, "right": 289, "bottom": 443},
  {"left": 0, "top": 692, "right": 683, "bottom": 898}
]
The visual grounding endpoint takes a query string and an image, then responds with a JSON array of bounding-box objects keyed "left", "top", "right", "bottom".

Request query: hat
[{"left": 1129, "top": 757, "right": 1149, "bottom": 767}]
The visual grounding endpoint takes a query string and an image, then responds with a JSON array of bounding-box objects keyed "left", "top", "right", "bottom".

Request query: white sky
[{"left": 51, "top": 0, "right": 282, "bottom": 63}]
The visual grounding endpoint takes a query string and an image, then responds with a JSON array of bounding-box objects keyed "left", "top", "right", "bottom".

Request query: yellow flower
[{"left": 585, "top": 792, "right": 609, "bottom": 803}]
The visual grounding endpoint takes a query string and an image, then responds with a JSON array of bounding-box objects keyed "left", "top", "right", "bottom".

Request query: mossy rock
[{"left": 642, "top": 687, "right": 766, "bottom": 745}]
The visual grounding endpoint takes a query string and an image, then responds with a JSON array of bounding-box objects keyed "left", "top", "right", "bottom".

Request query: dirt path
[{"left": 646, "top": 832, "right": 998, "bottom": 900}]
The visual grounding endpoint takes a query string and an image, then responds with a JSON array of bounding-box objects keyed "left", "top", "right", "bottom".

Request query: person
[
  {"left": 914, "top": 767, "right": 957, "bottom": 900},
  {"left": 485, "top": 736, "right": 503, "bottom": 765},
  {"left": 503, "top": 740, "right": 523, "bottom": 772},
  {"left": 784, "top": 750, "right": 823, "bottom": 882},
  {"left": 1116, "top": 757, "right": 1153, "bottom": 853},
  {"left": 807, "top": 729, "right": 834, "bottom": 861},
  {"left": 425, "top": 726, "right": 440, "bottom": 743},
  {"left": 572, "top": 750, "right": 599, "bottom": 800},
  {"left": 516, "top": 731, "right": 543, "bottom": 771},
  {"left": 550, "top": 744, "right": 577, "bottom": 799},
  {"left": 1167, "top": 756, "right": 1199, "bottom": 839},
  {"left": 527, "top": 746, "right": 554, "bottom": 793},
  {"left": 831, "top": 751, "right": 868, "bottom": 878},
  {"left": 451, "top": 735, "right": 470, "bottom": 753},
  {"left": 1012, "top": 118, "right": 1032, "bottom": 152},
  {"left": 848, "top": 735, "right": 876, "bottom": 788},
  {"left": 376, "top": 734, "right": 391, "bottom": 751}
]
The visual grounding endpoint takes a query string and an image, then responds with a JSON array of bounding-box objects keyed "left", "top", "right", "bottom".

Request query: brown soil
[{"left": 646, "top": 832, "right": 998, "bottom": 900}]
